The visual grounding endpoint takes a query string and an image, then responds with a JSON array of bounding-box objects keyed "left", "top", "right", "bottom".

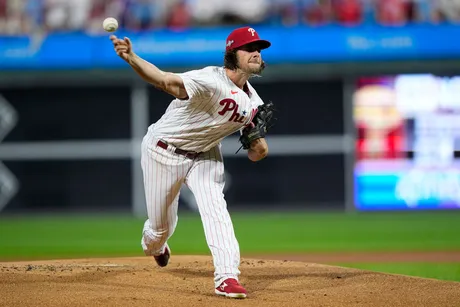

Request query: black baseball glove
[{"left": 237, "top": 101, "right": 276, "bottom": 153}]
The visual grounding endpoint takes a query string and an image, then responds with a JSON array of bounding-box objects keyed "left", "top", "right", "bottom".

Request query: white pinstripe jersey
[{"left": 148, "top": 66, "right": 264, "bottom": 152}]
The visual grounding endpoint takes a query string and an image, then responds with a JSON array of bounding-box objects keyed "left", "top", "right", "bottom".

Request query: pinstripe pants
[{"left": 140, "top": 134, "right": 241, "bottom": 287}]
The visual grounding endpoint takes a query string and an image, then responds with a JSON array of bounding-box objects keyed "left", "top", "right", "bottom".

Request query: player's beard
[
  {"left": 240, "top": 61, "right": 265, "bottom": 78},
  {"left": 249, "top": 62, "right": 265, "bottom": 74}
]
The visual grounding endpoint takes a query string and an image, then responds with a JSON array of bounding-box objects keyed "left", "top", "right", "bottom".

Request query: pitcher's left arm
[
  {"left": 239, "top": 102, "right": 276, "bottom": 162},
  {"left": 248, "top": 138, "right": 268, "bottom": 162}
]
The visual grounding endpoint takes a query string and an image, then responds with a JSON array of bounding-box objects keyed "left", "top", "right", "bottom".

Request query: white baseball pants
[{"left": 140, "top": 133, "right": 241, "bottom": 287}]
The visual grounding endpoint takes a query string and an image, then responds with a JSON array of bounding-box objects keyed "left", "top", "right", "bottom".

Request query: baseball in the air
[{"left": 103, "top": 17, "right": 118, "bottom": 32}]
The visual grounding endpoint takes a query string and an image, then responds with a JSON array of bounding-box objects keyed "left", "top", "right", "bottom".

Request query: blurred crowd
[{"left": 1, "top": 0, "right": 460, "bottom": 35}]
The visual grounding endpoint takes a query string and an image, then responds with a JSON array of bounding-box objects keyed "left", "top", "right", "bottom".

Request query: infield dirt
[{"left": 1, "top": 255, "right": 459, "bottom": 307}]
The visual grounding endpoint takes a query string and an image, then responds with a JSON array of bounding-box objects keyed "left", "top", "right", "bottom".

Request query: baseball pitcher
[{"left": 110, "top": 26, "right": 275, "bottom": 299}]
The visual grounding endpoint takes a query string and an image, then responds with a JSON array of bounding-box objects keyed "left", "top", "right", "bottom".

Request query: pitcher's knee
[{"left": 142, "top": 227, "right": 169, "bottom": 256}]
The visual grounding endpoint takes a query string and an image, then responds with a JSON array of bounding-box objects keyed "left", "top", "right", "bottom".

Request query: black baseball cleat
[{"left": 153, "top": 244, "right": 170, "bottom": 267}]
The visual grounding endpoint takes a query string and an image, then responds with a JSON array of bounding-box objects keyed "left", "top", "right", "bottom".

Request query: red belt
[{"left": 156, "top": 140, "right": 201, "bottom": 159}]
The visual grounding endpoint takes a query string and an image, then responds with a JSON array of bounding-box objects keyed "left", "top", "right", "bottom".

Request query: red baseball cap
[{"left": 225, "top": 26, "right": 271, "bottom": 51}]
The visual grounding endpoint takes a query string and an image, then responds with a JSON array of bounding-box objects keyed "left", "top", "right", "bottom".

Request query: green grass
[
  {"left": 336, "top": 263, "right": 460, "bottom": 282},
  {"left": 0, "top": 211, "right": 459, "bottom": 259},
  {"left": 231, "top": 211, "right": 460, "bottom": 253},
  {"left": 1, "top": 211, "right": 459, "bottom": 281}
]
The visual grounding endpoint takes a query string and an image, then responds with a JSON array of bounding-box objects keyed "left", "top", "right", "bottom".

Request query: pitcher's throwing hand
[{"left": 110, "top": 35, "right": 132, "bottom": 62}]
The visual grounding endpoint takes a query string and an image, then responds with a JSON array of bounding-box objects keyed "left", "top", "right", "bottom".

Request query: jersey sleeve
[{"left": 175, "top": 68, "right": 217, "bottom": 100}]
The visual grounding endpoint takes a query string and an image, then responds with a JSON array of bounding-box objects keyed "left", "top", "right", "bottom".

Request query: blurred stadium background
[{"left": 1, "top": 0, "right": 460, "bottom": 282}]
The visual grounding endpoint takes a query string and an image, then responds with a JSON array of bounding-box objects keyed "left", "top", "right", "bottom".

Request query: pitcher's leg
[
  {"left": 185, "top": 146, "right": 241, "bottom": 287},
  {"left": 140, "top": 136, "right": 190, "bottom": 257},
  {"left": 141, "top": 192, "right": 180, "bottom": 256}
]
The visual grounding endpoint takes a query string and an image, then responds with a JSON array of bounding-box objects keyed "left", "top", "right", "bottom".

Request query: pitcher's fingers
[
  {"left": 115, "top": 46, "right": 127, "bottom": 53},
  {"left": 110, "top": 35, "right": 117, "bottom": 41},
  {"left": 113, "top": 39, "right": 124, "bottom": 46},
  {"left": 124, "top": 37, "right": 132, "bottom": 48}
]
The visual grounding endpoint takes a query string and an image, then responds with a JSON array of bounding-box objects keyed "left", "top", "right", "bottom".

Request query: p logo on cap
[{"left": 225, "top": 27, "right": 271, "bottom": 51}]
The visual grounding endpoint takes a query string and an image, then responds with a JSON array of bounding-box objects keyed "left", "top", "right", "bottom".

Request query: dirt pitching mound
[{"left": 0, "top": 256, "right": 459, "bottom": 307}]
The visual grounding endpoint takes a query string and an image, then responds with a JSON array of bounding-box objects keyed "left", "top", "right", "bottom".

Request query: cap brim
[
  {"left": 233, "top": 39, "right": 271, "bottom": 50},
  {"left": 248, "top": 39, "right": 271, "bottom": 50},
  {"left": 256, "top": 39, "right": 271, "bottom": 50}
]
